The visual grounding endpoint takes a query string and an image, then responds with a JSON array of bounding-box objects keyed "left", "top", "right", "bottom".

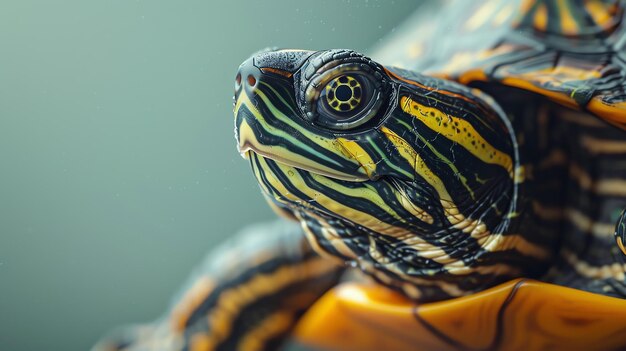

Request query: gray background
[{"left": 0, "top": 1, "right": 418, "bottom": 350}]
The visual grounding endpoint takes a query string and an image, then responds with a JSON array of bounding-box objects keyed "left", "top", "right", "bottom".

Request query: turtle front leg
[{"left": 93, "top": 220, "right": 343, "bottom": 351}]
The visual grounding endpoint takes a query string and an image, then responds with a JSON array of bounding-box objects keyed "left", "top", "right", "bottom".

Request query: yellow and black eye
[
  {"left": 298, "top": 55, "right": 387, "bottom": 131},
  {"left": 324, "top": 75, "right": 362, "bottom": 112},
  {"left": 312, "top": 72, "right": 383, "bottom": 130}
]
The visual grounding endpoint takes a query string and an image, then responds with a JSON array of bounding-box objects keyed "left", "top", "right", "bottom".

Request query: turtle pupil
[
  {"left": 335, "top": 85, "right": 352, "bottom": 101},
  {"left": 323, "top": 74, "right": 364, "bottom": 114}
]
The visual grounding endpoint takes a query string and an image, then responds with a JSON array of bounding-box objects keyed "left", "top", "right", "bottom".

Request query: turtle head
[{"left": 234, "top": 49, "right": 531, "bottom": 301}]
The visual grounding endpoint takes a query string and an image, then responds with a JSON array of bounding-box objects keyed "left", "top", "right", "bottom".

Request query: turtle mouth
[
  {"left": 234, "top": 104, "right": 371, "bottom": 183},
  {"left": 238, "top": 145, "right": 369, "bottom": 183}
]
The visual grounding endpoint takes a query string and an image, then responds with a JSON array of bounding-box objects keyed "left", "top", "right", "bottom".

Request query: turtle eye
[
  {"left": 316, "top": 74, "right": 377, "bottom": 127},
  {"left": 304, "top": 64, "right": 383, "bottom": 130},
  {"left": 321, "top": 75, "right": 363, "bottom": 113}
]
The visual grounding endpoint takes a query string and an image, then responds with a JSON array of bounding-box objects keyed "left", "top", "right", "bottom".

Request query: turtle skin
[{"left": 95, "top": 1, "right": 626, "bottom": 350}]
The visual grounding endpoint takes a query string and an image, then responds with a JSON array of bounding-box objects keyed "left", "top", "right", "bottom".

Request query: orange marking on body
[
  {"left": 384, "top": 68, "right": 481, "bottom": 107},
  {"left": 457, "top": 69, "right": 488, "bottom": 85},
  {"left": 587, "top": 97, "right": 626, "bottom": 131},
  {"left": 587, "top": 1, "right": 612, "bottom": 27},
  {"left": 519, "top": 0, "right": 535, "bottom": 14},
  {"left": 171, "top": 278, "right": 216, "bottom": 332},
  {"left": 201, "top": 257, "right": 337, "bottom": 349},
  {"left": 534, "top": 3, "right": 548, "bottom": 31},
  {"left": 500, "top": 77, "right": 579, "bottom": 109},
  {"left": 259, "top": 67, "right": 293, "bottom": 78},
  {"left": 190, "top": 334, "right": 211, "bottom": 351},
  {"left": 557, "top": 0, "right": 579, "bottom": 34},
  {"left": 237, "top": 311, "right": 295, "bottom": 350}
]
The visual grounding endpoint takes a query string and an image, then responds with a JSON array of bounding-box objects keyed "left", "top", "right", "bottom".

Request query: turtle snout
[
  {"left": 234, "top": 56, "right": 262, "bottom": 103},
  {"left": 234, "top": 49, "right": 315, "bottom": 101}
]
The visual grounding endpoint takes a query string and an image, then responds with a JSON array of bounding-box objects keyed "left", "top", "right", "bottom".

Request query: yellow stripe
[
  {"left": 335, "top": 137, "right": 378, "bottom": 178},
  {"left": 565, "top": 208, "right": 615, "bottom": 238},
  {"left": 309, "top": 172, "right": 417, "bottom": 226},
  {"left": 380, "top": 126, "right": 506, "bottom": 250},
  {"left": 236, "top": 89, "right": 372, "bottom": 180},
  {"left": 238, "top": 118, "right": 360, "bottom": 181},
  {"left": 557, "top": 0, "right": 579, "bottom": 34},
  {"left": 395, "top": 187, "right": 434, "bottom": 224},
  {"left": 266, "top": 159, "right": 468, "bottom": 272},
  {"left": 302, "top": 211, "right": 359, "bottom": 260},
  {"left": 534, "top": 202, "right": 615, "bottom": 238},
  {"left": 476, "top": 232, "right": 552, "bottom": 260},
  {"left": 534, "top": 3, "right": 548, "bottom": 31},
  {"left": 581, "top": 135, "right": 626, "bottom": 154},
  {"left": 399, "top": 96, "right": 513, "bottom": 176},
  {"left": 236, "top": 311, "right": 295, "bottom": 351},
  {"left": 190, "top": 334, "right": 211, "bottom": 351},
  {"left": 201, "top": 256, "right": 337, "bottom": 349},
  {"left": 569, "top": 163, "right": 626, "bottom": 197},
  {"left": 364, "top": 230, "right": 528, "bottom": 279},
  {"left": 299, "top": 217, "right": 341, "bottom": 261},
  {"left": 251, "top": 153, "right": 299, "bottom": 221},
  {"left": 380, "top": 126, "right": 452, "bottom": 200},
  {"left": 617, "top": 236, "right": 626, "bottom": 256},
  {"left": 258, "top": 154, "right": 474, "bottom": 270},
  {"left": 500, "top": 77, "right": 579, "bottom": 109},
  {"left": 585, "top": 0, "right": 616, "bottom": 30},
  {"left": 249, "top": 152, "right": 273, "bottom": 197},
  {"left": 258, "top": 155, "right": 407, "bottom": 238},
  {"left": 362, "top": 258, "right": 467, "bottom": 297},
  {"left": 562, "top": 250, "right": 626, "bottom": 280},
  {"left": 171, "top": 278, "right": 216, "bottom": 332}
]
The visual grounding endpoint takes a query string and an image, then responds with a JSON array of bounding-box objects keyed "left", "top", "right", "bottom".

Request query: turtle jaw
[
  {"left": 236, "top": 125, "right": 369, "bottom": 183},
  {"left": 234, "top": 96, "right": 371, "bottom": 183}
]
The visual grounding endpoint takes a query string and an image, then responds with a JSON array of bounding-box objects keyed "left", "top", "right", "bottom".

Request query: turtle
[{"left": 95, "top": 0, "right": 626, "bottom": 350}]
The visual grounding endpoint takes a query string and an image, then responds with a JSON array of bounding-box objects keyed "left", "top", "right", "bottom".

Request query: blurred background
[{"left": 0, "top": 1, "right": 420, "bottom": 350}]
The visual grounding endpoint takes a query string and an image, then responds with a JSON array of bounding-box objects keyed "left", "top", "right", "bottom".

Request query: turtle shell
[
  {"left": 371, "top": 0, "right": 626, "bottom": 130},
  {"left": 292, "top": 280, "right": 626, "bottom": 351}
]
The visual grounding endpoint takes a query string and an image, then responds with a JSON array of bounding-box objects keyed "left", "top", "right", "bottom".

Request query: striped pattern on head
[{"left": 234, "top": 49, "right": 546, "bottom": 301}]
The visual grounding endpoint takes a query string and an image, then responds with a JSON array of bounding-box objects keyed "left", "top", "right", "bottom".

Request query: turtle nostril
[{"left": 247, "top": 75, "right": 257, "bottom": 86}]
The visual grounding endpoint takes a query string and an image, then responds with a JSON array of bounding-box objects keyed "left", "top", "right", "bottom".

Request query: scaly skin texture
[
  {"left": 234, "top": 47, "right": 626, "bottom": 302},
  {"left": 235, "top": 49, "right": 548, "bottom": 302}
]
